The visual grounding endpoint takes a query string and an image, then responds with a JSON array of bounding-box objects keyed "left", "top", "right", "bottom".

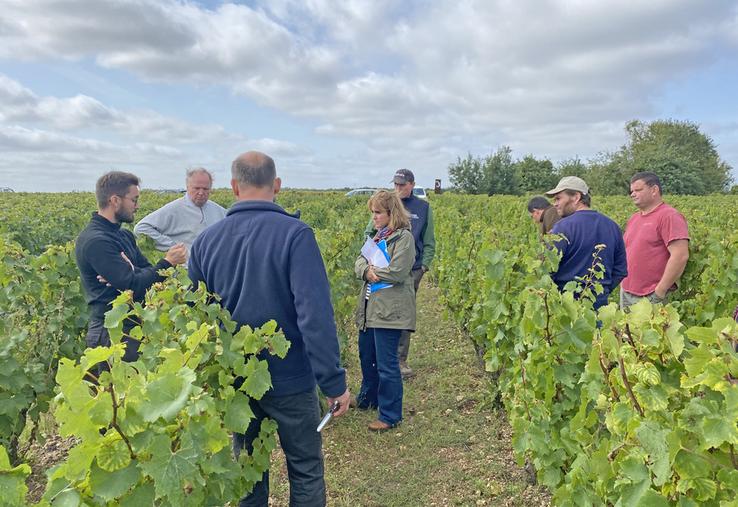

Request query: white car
[
  {"left": 345, "top": 188, "right": 377, "bottom": 197},
  {"left": 413, "top": 187, "right": 428, "bottom": 200}
]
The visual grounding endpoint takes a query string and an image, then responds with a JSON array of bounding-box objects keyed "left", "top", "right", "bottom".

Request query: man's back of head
[
  {"left": 527, "top": 196, "right": 551, "bottom": 213},
  {"left": 230, "top": 151, "right": 281, "bottom": 201},
  {"left": 232, "top": 151, "right": 276, "bottom": 188}
]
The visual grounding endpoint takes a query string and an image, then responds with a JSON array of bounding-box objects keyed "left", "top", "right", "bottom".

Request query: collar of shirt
[
  {"left": 183, "top": 193, "right": 202, "bottom": 209},
  {"left": 639, "top": 201, "right": 665, "bottom": 216},
  {"left": 91, "top": 212, "right": 121, "bottom": 231}
]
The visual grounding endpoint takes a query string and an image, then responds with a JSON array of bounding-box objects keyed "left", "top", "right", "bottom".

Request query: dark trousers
[
  {"left": 398, "top": 268, "right": 425, "bottom": 362},
  {"left": 358, "top": 327, "right": 403, "bottom": 425},
  {"left": 233, "top": 389, "right": 325, "bottom": 507}
]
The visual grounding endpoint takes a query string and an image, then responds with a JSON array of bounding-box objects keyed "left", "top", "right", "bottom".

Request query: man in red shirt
[{"left": 620, "top": 172, "right": 689, "bottom": 309}]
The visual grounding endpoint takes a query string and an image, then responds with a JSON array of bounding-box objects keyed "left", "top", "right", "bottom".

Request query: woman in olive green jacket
[{"left": 354, "top": 190, "right": 416, "bottom": 431}]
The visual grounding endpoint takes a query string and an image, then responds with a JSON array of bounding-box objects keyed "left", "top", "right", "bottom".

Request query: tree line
[{"left": 448, "top": 119, "right": 734, "bottom": 195}]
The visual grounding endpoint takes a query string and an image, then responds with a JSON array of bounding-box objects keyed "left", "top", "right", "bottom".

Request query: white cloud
[
  {"left": 0, "top": 75, "right": 227, "bottom": 141},
  {"left": 0, "top": 74, "right": 312, "bottom": 190},
  {"left": 0, "top": 0, "right": 737, "bottom": 190}
]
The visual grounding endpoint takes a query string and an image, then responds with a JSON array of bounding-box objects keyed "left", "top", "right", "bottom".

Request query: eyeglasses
[{"left": 116, "top": 195, "right": 139, "bottom": 205}]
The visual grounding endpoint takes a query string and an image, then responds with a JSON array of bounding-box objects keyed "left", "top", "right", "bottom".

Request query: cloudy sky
[{"left": 1, "top": 0, "right": 737, "bottom": 192}]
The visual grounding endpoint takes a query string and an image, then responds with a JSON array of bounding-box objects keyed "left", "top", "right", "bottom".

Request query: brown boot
[{"left": 368, "top": 420, "right": 393, "bottom": 432}]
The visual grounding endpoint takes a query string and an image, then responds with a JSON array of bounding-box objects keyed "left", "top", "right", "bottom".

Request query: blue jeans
[
  {"left": 357, "top": 327, "right": 403, "bottom": 426},
  {"left": 232, "top": 389, "right": 325, "bottom": 507}
]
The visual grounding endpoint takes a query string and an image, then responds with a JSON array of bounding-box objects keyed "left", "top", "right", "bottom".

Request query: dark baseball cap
[{"left": 392, "top": 168, "right": 415, "bottom": 184}]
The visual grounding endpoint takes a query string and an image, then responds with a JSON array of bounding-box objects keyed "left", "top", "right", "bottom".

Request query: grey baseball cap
[
  {"left": 392, "top": 168, "right": 415, "bottom": 184},
  {"left": 545, "top": 176, "right": 589, "bottom": 196}
]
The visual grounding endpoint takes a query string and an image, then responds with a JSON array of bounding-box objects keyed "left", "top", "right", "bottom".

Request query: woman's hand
[{"left": 366, "top": 266, "right": 380, "bottom": 283}]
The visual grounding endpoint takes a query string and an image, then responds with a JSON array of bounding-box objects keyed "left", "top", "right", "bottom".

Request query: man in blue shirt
[
  {"left": 189, "top": 151, "right": 349, "bottom": 506},
  {"left": 545, "top": 176, "right": 627, "bottom": 309}
]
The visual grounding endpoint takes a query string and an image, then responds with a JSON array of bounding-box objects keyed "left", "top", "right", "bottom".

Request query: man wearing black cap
[{"left": 367, "top": 168, "right": 435, "bottom": 378}]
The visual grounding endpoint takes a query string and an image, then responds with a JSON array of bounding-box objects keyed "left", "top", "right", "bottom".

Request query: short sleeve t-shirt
[{"left": 621, "top": 202, "right": 689, "bottom": 296}]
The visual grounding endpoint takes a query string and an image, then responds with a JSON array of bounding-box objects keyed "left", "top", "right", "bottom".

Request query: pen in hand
[{"left": 316, "top": 400, "right": 341, "bottom": 432}]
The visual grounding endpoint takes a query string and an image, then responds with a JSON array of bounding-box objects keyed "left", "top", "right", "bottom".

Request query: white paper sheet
[{"left": 360, "top": 237, "right": 390, "bottom": 268}]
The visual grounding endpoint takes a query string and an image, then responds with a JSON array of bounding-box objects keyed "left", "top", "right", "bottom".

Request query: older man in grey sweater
[{"left": 134, "top": 168, "right": 226, "bottom": 259}]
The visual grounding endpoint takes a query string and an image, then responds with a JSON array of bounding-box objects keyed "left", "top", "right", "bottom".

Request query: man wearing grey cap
[
  {"left": 366, "top": 168, "right": 435, "bottom": 378},
  {"left": 546, "top": 176, "right": 627, "bottom": 310}
]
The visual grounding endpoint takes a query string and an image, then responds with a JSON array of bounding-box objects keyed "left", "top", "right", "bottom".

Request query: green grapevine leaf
[
  {"left": 140, "top": 434, "right": 202, "bottom": 504},
  {"left": 104, "top": 302, "right": 131, "bottom": 330},
  {"left": 97, "top": 433, "right": 132, "bottom": 472},
  {"left": 700, "top": 416, "right": 738, "bottom": 449},
  {"left": 224, "top": 391, "right": 255, "bottom": 433},
  {"left": 139, "top": 368, "right": 196, "bottom": 422},
  {"left": 238, "top": 357, "right": 272, "bottom": 400},
  {"left": 118, "top": 481, "right": 156, "bottom": 507},
  {"left": 635, "top": 421, "right": 670, "bottom": 486},
  {"left": 89, "top": 461, "right": 139, "bottom": 501},
  {"left": 0, "top": 445, "right": 30, "bottom": 506}
]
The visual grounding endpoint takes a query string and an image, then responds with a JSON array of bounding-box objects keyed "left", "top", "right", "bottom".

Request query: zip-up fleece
[
  {"left": 188, "top": 200, "right": 346, "bottom": 398},
  {"left": 75, "top": 213, "right": 171, "bottom": 322}
]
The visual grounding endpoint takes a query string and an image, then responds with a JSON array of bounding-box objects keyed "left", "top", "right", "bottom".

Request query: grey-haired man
[{"left": 134, "top": 168, "right": 226, "bottom": 257}]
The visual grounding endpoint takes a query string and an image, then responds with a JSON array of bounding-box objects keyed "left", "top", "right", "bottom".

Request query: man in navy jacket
[
  {"left": 188, "top": 151, "right": 349, "bottom": 507},
  {"left": 546, "top": 176, "right": 627, "bottom": 310}
]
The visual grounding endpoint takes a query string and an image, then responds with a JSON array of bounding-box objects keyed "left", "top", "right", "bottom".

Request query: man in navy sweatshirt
[
  {"left": 188, "top": 151, "right": 349, "bottom": 507},
  {"left": 546, "top": 176, "right": 627, "bottom": 310},
  {"left": 75, "top": 171, "right": 187, "bottom": 363}
]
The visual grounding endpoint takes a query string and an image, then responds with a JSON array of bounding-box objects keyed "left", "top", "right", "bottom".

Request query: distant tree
[
  {"left": 448, "top": 153, "right": 485, "bottom": 194},
  {"left": 483, "top": 146, "right": 520, "bottom": 195},
  {"left": 447, "top": 119, "right": 733, "bottom": 196},
  {"left": 585, "top": 154, "right": 630, "bottom": 196},
  {"left": 514, "top": 155, "right": 557, "bottom": 192},
  {"left": 608, "top": 119, "right": 733, "bottom": 194},
  {"left": 448, "top": 147, "right": 521, "bottom": 194},
  {"left": 556, "top": 157, "right": 589, "bottom": 179}
]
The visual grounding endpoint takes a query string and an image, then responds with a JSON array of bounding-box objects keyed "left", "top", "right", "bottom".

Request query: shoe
[
  {"left": 400, "top": 361, "right": 415, "bottom": 379},
  {"left": 368, "top": 420, "right": 393, "bottom": 432}
]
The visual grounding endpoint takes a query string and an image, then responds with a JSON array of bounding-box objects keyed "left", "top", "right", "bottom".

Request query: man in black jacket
[{"left": 75, "top": 171, "right": 186, "bottom": 362}]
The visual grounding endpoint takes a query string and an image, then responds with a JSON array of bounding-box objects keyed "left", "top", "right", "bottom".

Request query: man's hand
[
  {"left": 165, "top": 243, "right": 187, "bottom": 266},
  {"left": 327, "top": 389, "right": 351, "bottom": 417},
  {"left": 366, "top": 266, "right": 380, "bottom": 283}
]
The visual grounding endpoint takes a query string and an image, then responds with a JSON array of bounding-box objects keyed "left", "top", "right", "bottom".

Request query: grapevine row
[{"left": 434, "top": 194, "right": 738, "bottom": 505}]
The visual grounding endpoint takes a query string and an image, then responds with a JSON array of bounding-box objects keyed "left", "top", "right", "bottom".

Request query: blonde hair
[{"left": 368, "top": 189, "right": 411, "bottom": 231}]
